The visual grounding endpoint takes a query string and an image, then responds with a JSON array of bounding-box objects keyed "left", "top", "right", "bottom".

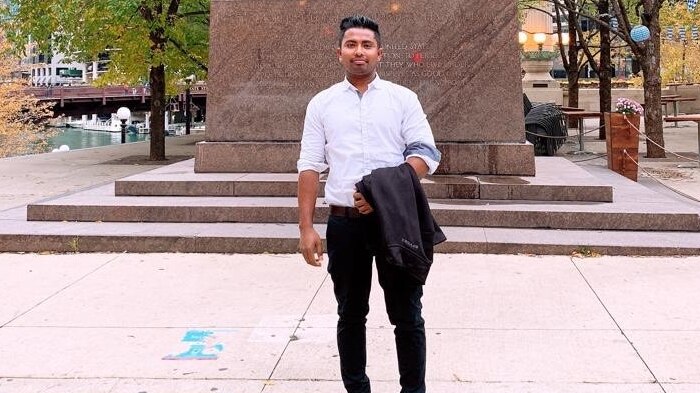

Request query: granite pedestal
[{"left": 197, "top": 0, "right": 534, "bottom": 175}]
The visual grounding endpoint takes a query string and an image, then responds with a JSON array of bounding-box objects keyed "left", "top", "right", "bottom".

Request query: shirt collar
[{"left": 342, "top": 74, "right": 385, "bottom": 92}]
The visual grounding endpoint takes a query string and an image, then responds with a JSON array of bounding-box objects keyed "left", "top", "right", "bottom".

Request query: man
[{"left": 297, "top": 15, "right": 441, "bottom": 393}]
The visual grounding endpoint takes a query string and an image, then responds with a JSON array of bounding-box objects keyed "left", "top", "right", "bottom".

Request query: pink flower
[{"left": 615, "top": 98, "right": 644, "bottom": 115}]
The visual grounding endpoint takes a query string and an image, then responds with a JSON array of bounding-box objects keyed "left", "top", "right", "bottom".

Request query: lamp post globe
[{"left": 117, "top": 107, "right": 131, "bottom": 144}]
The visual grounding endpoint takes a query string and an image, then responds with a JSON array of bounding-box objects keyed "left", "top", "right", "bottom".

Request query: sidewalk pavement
[
  {"left": 0, "top": 133, "right": 205, "bottom": 212},
  {"left": 1, "top": 252, "right": 699, "bottom": 393},
  {"left": 0, "top": 127, "right": 699, "bottom": 393}
]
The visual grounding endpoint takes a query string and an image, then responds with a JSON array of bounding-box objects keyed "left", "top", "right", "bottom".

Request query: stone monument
[{"left": 196, "top": 0, "right": 535, "bottom": 175}]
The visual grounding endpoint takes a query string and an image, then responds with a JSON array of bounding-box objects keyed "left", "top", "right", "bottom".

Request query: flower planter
[
  {"left": 521, "top": 60, "right": 556, "bottom": 82},
  {"left": 604, "top": 112, "right": 641, "bottom": 181}
]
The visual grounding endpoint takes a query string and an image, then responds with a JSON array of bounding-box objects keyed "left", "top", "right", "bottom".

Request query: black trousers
[{"left": 326, "top": 214, "right": 426, "bottom": 393}]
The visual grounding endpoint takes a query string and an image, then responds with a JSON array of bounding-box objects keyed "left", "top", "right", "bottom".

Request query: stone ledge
[
  {"left": 117, "top": 157, "right": 610, "bottom": 202},
  {"left": 194, "top": 141, "right": 535, "bottom": 175},
  {"left": 1, "top": 223, "right": 698, "bottom": 256},
  {"left": 26, "top": 198, "right": 700, "bottom": 231}
]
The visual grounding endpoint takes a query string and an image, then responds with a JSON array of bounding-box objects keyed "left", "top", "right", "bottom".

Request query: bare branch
[{"left": 554, "top": 2, "right": 569, "bottom": 69}]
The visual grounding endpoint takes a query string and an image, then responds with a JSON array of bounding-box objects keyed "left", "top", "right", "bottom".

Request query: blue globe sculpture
[{"left": 631, "top": 25, "right": 651, "bottom": 43}]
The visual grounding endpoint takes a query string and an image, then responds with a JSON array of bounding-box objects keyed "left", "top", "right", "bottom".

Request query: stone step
[
  {"left": 114, "top": 158, "right": 613, "bottom": 202},
  {"left": 26, "top": 184, "right": 700, "bottom": 231},
  {"left": 0, "top": 219, "right": 698, "bottom": 256}
]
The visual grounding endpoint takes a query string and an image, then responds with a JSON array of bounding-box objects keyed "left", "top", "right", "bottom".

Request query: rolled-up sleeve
[
  {"left": 401, "top": 93, "right": 441, "bottom": 174},
  {"left": 297, "top": 97, "right": 329, "bottom": 173}
]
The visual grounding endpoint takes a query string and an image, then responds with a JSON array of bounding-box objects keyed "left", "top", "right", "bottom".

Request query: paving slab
[
  {"left": 9, "top": 253, "right": 325, "bottom": 328},
  {"left": 0, "top": 378, "right": 265, "bottom": 393},
  {"left": 0, "top": 378, "right": 118, "bottom": 393},
  {"left": 0, "top": 326, "right": 289, "bottom": 380},
  {"left": 262, "top": 381, "right": 663, "bottom": 393},
  {"left": 0, "top": 254, "right": 115, "bottom": 326},
  {"left": 574, "top": 256, "right": 700, "bottom": 330},
  {"left": 302, "top": 254, "right": 617, "bottom": 330},
  {"left": 272, "top": 328, "right": 655, "bottom": 383},
  {"left": 663, "top": 384, "right": 700, "bottom": 393},
  {"left": 112, "top": 378, "right": 265, "bottom": 393},
  {"left": 624, "top": 331, "right": 700, "bottom": 384}
]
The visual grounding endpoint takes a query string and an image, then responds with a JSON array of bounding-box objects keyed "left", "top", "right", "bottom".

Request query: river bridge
[{"left": 26, "top": 84, "right": 207, "bottom": 117}]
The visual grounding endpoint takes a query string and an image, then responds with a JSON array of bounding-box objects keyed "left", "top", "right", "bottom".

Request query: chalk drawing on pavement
[{"left": 162, "top": 329, "right": 226, "bottom": 360}]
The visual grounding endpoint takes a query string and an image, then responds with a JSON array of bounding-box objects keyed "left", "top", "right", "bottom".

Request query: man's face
[{"left": 337, "top": 27, "right": 383, "bottom": 78}]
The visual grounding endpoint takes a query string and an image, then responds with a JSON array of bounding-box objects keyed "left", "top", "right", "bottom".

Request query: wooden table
[
  {"left": 664, "top": 114, "right": 700, "bottom": 168},
  {"left": 662, "top": 97, "right": 697, "bottom": 126},
  {"left": 561, "top": 110, "right": 603, "bottom": 154},
  {"left": 557, "top": 105, "right": 585, "bottom": 112}
]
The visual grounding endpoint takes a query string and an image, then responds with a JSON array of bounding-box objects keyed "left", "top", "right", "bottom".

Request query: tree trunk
[
  {"left": 567, "top": 9, "right": 579, "bottom": 128},
  {"left": 149, "top": 64, "right": 166, "bottom": 161},
  {"left": 598, "top": 0, "right": 612, "bottom": 139},
  {"left": 641, "top": 9, "right": 666, "bottom": 158}
]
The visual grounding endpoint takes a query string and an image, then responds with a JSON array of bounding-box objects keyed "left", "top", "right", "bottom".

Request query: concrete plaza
[{"left": 1, "top": 252, "right": 699, "bottom": 393}]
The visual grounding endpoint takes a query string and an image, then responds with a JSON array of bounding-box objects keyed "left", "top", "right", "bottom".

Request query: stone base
[
  {"left": 195, "top": 141, "right": 535, "bottom": 176},
  {"left": 116, "top": 158, "right": 612, "bottom": 202},
  {"left": 194, "top": 141, "right": 300, "bottom": 173},
  {"left": 436, "top": 142, "right": 535, "bottom": 176}
]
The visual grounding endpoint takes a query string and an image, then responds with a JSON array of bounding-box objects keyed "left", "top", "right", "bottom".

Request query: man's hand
[
  {"left": 299, "top": 227, "right": 323, "bottom": 267},
  {"left": 298, "top": 170, "right": 321, "bottom": 266},
  {"left": 353, "top": 192, "right": 374, "bottom": 214}
]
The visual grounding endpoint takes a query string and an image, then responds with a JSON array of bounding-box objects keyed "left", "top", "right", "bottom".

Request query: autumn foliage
[{"left": 0, "top": 35, "right": 52, "bottom": 158}]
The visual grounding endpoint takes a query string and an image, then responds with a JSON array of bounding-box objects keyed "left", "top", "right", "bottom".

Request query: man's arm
[
  {"left": 406, "top": 156, "right": 429, "bottom": 178},
  {"left": 298, "top": 170, "right": 323, "bottom": 267},
  {"left": 401, "top": 93, "right": 441, "bottom": 176}
]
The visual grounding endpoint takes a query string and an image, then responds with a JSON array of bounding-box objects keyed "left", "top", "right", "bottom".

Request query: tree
[
  {"left": 609, "top": 0, "right": 666, "bottom": 157},
  {"left": 0, "top": 32, "right": 53, "bottom": 158},
  {"left": 524, "top": 0, "right": 678, "bottom": 158},
  {"left": 554, "top": 1, "right": 596, "bottom": 127},
  {"left": 659, "top": 2, "right": 700, "bottom": 83},
  {"left": 1, "top": 0, "right": 209, "bottom": 161},
  {"left": 558, "top": 0, "right": 613, "bottom": 138}
]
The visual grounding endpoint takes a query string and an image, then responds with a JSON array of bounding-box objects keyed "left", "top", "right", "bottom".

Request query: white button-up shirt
[{"left": 297, "top": 75, "right": 440, "bottom": 207}]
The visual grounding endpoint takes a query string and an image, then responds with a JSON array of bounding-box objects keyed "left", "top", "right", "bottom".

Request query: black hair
[{"left": 338, "top": 15, "right": 381, "bottom": 47}]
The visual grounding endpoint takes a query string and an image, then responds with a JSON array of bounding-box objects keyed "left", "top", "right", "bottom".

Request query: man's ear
[
  {"left": 336, "top": 47, "right": 342, "bottom": 62},
  {"left": 377, "top": 47, "right": 384, "bottom": 61}
]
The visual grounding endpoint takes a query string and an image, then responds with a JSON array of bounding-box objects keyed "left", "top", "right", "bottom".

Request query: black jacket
[{"left": 355, "top": 163, "right": 446, "bottom": 284}]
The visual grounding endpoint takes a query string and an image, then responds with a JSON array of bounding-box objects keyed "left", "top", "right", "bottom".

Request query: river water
[{"left": 48, "top": 128, "right": 149, "bottom": 151}]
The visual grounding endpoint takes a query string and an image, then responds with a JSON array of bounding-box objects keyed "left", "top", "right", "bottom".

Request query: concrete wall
[
  {"left": 668, "top": 84, "right": 700, "bottom": 114},
  {"left": 564, "top": 88, "right": 646, "bottom": 111},
  {"left": 523, "top": 87, "right": 563, "bottom": 105}
]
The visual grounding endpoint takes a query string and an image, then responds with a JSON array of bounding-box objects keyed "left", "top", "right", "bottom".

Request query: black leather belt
[{"left": 329, "top": 205, "right": 363, "bottom": 219}]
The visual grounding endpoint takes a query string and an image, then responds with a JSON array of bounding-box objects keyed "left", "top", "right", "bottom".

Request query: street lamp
[
  {"left": 533, "top": 32, "right": 547, "bottom": 51},
  {"left": 184, "top": 74, "right": 195, "bottom": 135},
  {"left": 116, "top": 107, "right": 131, "bottom": 144},
  {"left": 518, "top": 31, "right": 528, "bottom": 50}
]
